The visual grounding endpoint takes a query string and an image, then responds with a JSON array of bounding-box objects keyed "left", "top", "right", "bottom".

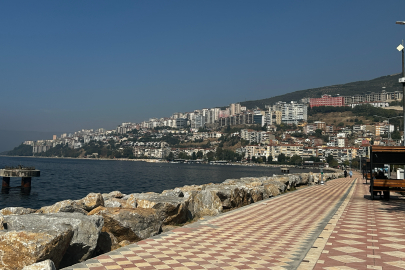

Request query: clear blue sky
[{"left": 1, "top": 1, "right": 405, "bottom": 149}]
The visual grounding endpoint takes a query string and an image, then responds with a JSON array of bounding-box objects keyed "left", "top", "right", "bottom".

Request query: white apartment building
[
  {"left": 268, "top": 101, "right": 307, "bottom": 125},
  {"left": 240, "top": 129, "right": 270, "bottom": 144}
]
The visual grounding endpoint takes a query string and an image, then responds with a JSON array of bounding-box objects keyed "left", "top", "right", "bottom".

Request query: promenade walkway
[{"left": 65, "top": 172, "right": 405, "bottom": 270}]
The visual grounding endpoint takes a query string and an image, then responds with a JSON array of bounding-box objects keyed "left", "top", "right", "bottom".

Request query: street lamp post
[
  {"left": 373, "top": 115, "right": 402, "bottom": 143},
  {"left": 396, "top": 21, "right": 405, "bottom": 145}
]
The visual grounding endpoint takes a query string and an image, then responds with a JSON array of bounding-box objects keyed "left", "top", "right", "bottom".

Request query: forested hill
[{"left": 240, "top": 73, "right": 403, "bottom": 109}]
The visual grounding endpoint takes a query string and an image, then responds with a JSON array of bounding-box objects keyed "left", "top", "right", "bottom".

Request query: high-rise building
[{"left": 269, "top": 101, "right": 307, "bottom": 125}]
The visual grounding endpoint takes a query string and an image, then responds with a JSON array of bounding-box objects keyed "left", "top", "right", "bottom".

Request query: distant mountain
[{"left": 240, "top": 73, "right": 403, "bottom": 109}]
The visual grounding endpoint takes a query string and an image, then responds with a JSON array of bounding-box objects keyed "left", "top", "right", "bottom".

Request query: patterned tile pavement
[
  {"left": 301, "top": 171, "right": 405, "bottom": 270},
  {"left": 64, "top": 174, "right": 368, "bottom": 270}
]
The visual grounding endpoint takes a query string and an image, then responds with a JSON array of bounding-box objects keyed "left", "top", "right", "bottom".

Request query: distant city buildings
[{"left": 17, "top": 87, "right": 405, "bottom": 164}]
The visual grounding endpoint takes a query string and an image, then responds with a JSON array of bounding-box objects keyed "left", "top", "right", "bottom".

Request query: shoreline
[{"left": 0, "top": 155, "right": 330, "bottom": 170}]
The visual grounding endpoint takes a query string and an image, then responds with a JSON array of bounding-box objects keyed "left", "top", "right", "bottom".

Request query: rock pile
[{"left": 0, "top": 170, "right": 340, "bottom": 269}]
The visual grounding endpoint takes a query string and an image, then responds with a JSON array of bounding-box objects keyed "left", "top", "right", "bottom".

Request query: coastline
[
  {"left": 0, "top": 163, "right": 342, "bottom": 269},
  {"left": 0, "top": 155, "right": 329, "bottom": 170}
]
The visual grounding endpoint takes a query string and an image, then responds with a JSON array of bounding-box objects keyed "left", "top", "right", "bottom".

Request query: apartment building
[
  {"left": 268, "top": 101, "right": 307, "bottom": 125},
  {"left": 310, "top": 94, "right": 345, "bottom": 108}
]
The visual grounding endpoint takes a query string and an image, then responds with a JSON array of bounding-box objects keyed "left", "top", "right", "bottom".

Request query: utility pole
[{"left": 396, "top": 21, "right": 405, "bottom": 145}]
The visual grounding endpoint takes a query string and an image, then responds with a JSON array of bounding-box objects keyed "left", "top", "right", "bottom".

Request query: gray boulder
[
  {"left": 4, "top": 212, "right": 104, "bottom": 269},
  {"left": 187, "top": 188, "right": 223, "bottom": 218},
  {"left": 0, "top": 207, "right": 36, "bottom": 216},
  {"left": 104, "top": 198, "right": 126, "bottom": 208},
  {"left": 75, "top": 193, "right": 104, "bottom": 212},
  {"left": 0, "top": 221, "right": 73, "bottom": 269},
  {"left": 135, "top": 193, "right": 189, "bottom": 225},
  {"left": 22, "top": 260, "right": 56, "bottom": 270},
  {"left": 37, "top": 200, "right": 88, "bottom": 215},
  {"left": 89, "top": 207, "right": 162, "bottom": 244}
]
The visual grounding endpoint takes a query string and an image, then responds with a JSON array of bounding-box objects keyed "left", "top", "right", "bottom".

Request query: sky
[{"left": 1, "top": 0, "right": 405, "bottom": 151}]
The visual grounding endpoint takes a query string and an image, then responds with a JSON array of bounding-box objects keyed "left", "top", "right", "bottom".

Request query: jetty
[{"left": 1, "top": 166, "right": 40, "bottom": 190}]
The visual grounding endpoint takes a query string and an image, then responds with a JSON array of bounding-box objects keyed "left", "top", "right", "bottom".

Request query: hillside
[{"left": 240, "top": 73, "right": 403, "bottom": 109}]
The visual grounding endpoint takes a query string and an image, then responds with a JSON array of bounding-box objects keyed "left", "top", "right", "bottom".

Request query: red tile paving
[{"left": 63, "top": 171, "right": 405, "bottom": 270}]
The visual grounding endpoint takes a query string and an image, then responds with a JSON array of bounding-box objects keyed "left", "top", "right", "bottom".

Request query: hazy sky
[{"left": 1, "top": 1, "right": 405, "bottom": 140}]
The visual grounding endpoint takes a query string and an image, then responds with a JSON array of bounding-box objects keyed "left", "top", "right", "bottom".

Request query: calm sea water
[{"left": 0, "top": 156, "right": 319, "bottom": 210}]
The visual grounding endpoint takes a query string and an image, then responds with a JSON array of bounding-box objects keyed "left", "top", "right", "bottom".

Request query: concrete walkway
[{"left": 65, "top": 171, "right": 405, "bottom": 270}]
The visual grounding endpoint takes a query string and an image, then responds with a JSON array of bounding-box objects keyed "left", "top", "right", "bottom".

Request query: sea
[{"left": 0, "top": 156, "right": 320, "bottom": 210}]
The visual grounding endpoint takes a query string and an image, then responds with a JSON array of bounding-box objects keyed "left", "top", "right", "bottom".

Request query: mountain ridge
[{"left": 240, "top": 73, "right": 403, "bottom": 109}]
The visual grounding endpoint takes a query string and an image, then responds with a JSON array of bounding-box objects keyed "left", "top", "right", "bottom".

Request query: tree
[
  {"left": 166, "top": 152, "right": 174, "bottom": 161},
  {"left": 122, "top": 148, "right": 134, "bottom": 158},
  {"left": 328, "top": 158, "right": 339, "bottom": 168},
  {"left": 314, "top": 129, "right": 323, "bottom": 138},
  {"left": 351, "top": 158, "right": 359, "bottom": 168},
  {"left": 206, "top": 152, "right": 215, "bottom": 161},
  {"left": 290, "top": 155, "right": 302, "bottom": 165},
  {"left": 392, "top": 130, "right": 401, "bottom": 140},
  {"left": 278, "top": 153, "right": 286, "bottom": 163},
  {"left": 308, "top": 156, "right": 320, "bottom": 162},
  {"left": 267, "top": 155, "right": 273, "bottom": 163},
  {"left": 196, "top": 151, "right": 204, "bottom": 159},
  {"left": 7, "top": 144, "right": 33, "bottom": 156},
  {"left": 178, "top": 152, "right": 190, "bottom": 160}
]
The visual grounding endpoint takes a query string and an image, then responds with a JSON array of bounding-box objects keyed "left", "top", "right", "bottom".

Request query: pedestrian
[
  {"left": 344, "top": 170, "right": 347, "bottom": 178},
  {"left": 349, "top": 170, "right": 353, "bottom": 178}
]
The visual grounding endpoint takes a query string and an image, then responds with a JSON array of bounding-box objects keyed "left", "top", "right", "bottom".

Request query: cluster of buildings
[
  {"left": 308, "top": 89, "right": 402, "bottom": 109},
  {"left": 21, "top": 88, "right": 403, "bottom": 165},
  {"left": 140, "top": 100, "right": 308, "bottom": 130}
]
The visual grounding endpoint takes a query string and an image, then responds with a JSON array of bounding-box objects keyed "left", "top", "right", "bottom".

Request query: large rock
[
  {"left": 102, "top": 191, "right": 125, "bottom": 201},
  {"left": 37, "top": 200, "right": 88, "bottom": 215},
  {"left": 75, "top": 193, "right": 104, "bottom": 212},
  {"left": 125, "top": 194, "right": 137, "bottom": 208},
  {"left": 0, "top": 215, "right": 4, "bottom": 230},
  {"left": 0, "top": 222, "right": 73, "bottom": 269},
  {"left": 4, "top": 212, "right": 104, "bottom": 269},
  {"left": 134, "top": 193, "right": 189, "bottom": 225},
  {"left": 89, "top": 207, "right": 162, "bottom": 244},
  {"left": 22, "top": 260, "right": 56, "bottom": 270},
  {"left": 187, "top": 188, "right": 223, "bottom": 218},
  {"left": 0, "top": 207, "right": 36, "bottom": 216},
  {"left": 37, "top": 193, "right": 104, "bottom": 215},
  {"left": 104, "top": 198, "right": 126, "bottom": 208},
  {"left": 264, "top": 183, "right": 281, "bottom": 197},
  {"left": 94, "top": 231, "right": 119, "bottom": 255}
]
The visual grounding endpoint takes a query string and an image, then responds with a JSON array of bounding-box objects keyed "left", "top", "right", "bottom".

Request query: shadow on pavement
[{"left": 363, "top": 193, "right": 405, "bottom": 213}]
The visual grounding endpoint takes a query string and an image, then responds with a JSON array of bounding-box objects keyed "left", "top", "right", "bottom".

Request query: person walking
[
  {"left": 344, "top": 170, "right": 347, "bottom": 178},
  {"left": 349, "top": 170, "right": 353, "bottom": 178}
]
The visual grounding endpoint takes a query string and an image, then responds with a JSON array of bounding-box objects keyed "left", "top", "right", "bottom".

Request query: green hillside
[{"left": 240, "top": 73, "right": 403, "bottom": 109}]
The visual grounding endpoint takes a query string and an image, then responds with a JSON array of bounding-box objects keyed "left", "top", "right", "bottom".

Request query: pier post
[
  {"left": 21, "top": 177, "right": 32, "bottom": 188},
  {"left": 2, "top": 177, "right": 10, "bottom": 188}
]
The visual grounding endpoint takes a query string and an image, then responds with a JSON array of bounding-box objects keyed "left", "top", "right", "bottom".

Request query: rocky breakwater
[{"left": 0, "top": 170, "right": 341, "bottom": 269}]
